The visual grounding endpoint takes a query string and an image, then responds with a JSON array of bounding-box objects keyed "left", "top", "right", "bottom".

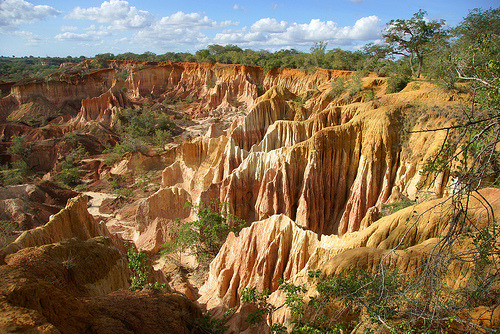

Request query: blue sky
[{"left": 0, "top": 0, "right": 497, "bottom": 57}]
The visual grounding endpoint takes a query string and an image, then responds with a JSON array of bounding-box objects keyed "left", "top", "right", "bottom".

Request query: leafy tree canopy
[{"left": 383, "top": 9, "right": 447, "bottom": 77}]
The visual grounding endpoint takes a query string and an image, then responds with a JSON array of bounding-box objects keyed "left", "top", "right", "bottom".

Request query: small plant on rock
[
  {"left": 125, "top": 243, "right": 166, "bottom": 291},
  {"left": 7, "top": 135, "right": 27, "bottom": 155},
  {"left": 0, "top": 220, "right": 18, "bottom": 248},
  {"left": 0, "top": 160, "right": 29, "bottom": 186},
  {"left": 56, "top": 144, "right": 87, "bottom": 188}
]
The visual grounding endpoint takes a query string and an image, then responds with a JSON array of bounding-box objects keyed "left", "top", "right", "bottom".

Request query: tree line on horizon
[{"left": 1, "top": 7, "right": 499, "bottom": 90}]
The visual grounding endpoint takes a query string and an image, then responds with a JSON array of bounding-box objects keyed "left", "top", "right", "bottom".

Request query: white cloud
[
  {"left": 233, "top": 4, "right": 247, "bottom": 12},
  {"left": 349, "top": 0, "right": 365, "bottom": 3},
  {"left": 348, "top": 16, "right": 381, "bottom": 40},
  {"left": 132, "top": 11, "right": 238, "bottom": 47},
  {"left": 155, "top": 11, "right": 235, "bottom": 28},
  {"left": 53, "top": 1, "right": 381, "bottom": 52},
  {"left": 55, "top": 26, "right": 114, "bottom": 41},
  {"left": 13, "top": 30, "right": 42, "bottom": 46},
  {"left": 66, "top": 0, "right": 153, "bottom": 29},
  {"left": 61, "top": 25, "right": 78, "bottom": 32},
  {"left": 214, "top": 16, "right": 381, "bottom": 48},
  {"left": 0, "top": 0, "right": 59, "bottom": 31},
  {"left": 251, "top": 18, "right": 288, "bottom": 33}
]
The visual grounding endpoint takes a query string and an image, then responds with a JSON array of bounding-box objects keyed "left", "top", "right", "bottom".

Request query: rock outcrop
[
  {"left": 1, "top": 60, "right": 489, "bottom": 332},
  {"left": 127, "top": 62, "right": 261, "bottom": 113},
  {"left": 5, "top": 236, "right": 129, "bottom": 297},
  {"left": 0, "top": 187, "right": 203, "bottom": 334},
  {"left": 75, "top": 78, "right": 128, "bottom": 127},
  {"left": 86, "top": 288, "right": 202, "bottom": 334},
  {"left": 0, "top": 182, "right": 77, "bottom": 231},
  {"left": 199, "top": 188, "right": 500, "bottom": 332},
  {"left": 198, "top": 214, "right": 319, "bottom": 310},
  {"left": 134, "top": 186, "right": 192, "bottom": 253},
  {"left": 127, "top": 74, "right": 471, "bottom": 261},
  {"left": 0, "top": 246, "right": 201, "bottom": 334},
  {"left": 8, "top": 69, "right": 115, "bottom": 109},
  {"left": 1, "top": 194, "right": 107, "bottom": 260}
]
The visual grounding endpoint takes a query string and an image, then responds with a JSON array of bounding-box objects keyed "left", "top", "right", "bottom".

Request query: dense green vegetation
[
  {"left": 0, "top": 56, "right": 86, "bottom": 82},
  {"left": 1, "top": 135, "right": 29, "bottom": 186}
]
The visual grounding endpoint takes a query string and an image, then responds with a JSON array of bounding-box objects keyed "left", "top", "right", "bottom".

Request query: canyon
[{"left": 0, "top": 61, "right": 498, "bottom": 333}]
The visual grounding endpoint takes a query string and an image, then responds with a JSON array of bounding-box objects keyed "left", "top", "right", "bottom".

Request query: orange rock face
[
  {"left": 9, "top": 69, "right": 115, "bottom": 108},
  {"left": 1, "top": 60, "right": 487, "bottom": 332},
  {"left": 127, "top": 71, "right": 469, "bottom": 260}
]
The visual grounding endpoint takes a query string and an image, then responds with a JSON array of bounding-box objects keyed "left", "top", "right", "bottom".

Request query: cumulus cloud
[
  {"left": 0, "top": 0, "right": 59, "bottom": 31},
  {"left": 63, "top": 0, "right": 239, "bottom": 47},
  {"left": 251, "top": 18, "right": 288, "bottom": 33},
  {"left": 132, "top": 11, "right": 237, "bottom": 47},
  {"left": 348, "top": 16, "right": 381, "bottom": 40},
  {"left": 66, "top": 0, "right": 153, "bottom": 29},
  {"left": 156, "top": 11, "right": 233, "bottom": 28},
  {"left": 214, "top": 15, "right": 381, "bottom": 48},
  {"left": 55, "top": 0, "right": 381, "bottom": 51}
]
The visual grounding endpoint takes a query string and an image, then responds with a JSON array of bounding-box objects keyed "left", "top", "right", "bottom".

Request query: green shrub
[
  {"left": 194, "top": 309, "right": 235, "bottom": 334},
  {"left": 114, "top": 188, "right": 134, "bottom": 197},
  {"left": 117, "top": 71, "right": 129, "bottom": 80},
  {"left": 7, "top": 135, "right": 27, "bottom": 155},
  {"left": 184, "top": 95, "right": 196, "bottom": 104},
  {"left": 156, "top": 113, "right": 174, "bottom": 131},
  {"left": 1, "top": 160, "right": 29, "bottom": 185},
  {"left": 58, "top": 164, "right": 81, "bottom": 187},
  {"left": 125, "top": 243, "right": 167, "bottom": 291},
  {"left": 56, "top": 144, "right": 87, "bottom": 187},
  {"left": 114, "top": 108, "right": 175, "bottom": 152},
  {"left": 329, "top": 78, "right": 346, "bottom": 99},
  {"left": 0, "top": 220, "right": 17, "bottom": 248},
  {"left": 347, "top": 72, "right": 362, "bottom": 97},
  {"left": 161, "top": 202, "right": 246, "bottom": 263},
  {"left": 380, "top": 197, "right": 415, "bottom": 217},
  {"left": 241, "top": 269, "right": 403, "bottom": 333},
  {"left": 153, "top": 129, "right": 172, "bottom": 150},
  {"left": 63, "top": 132, "right": 79, "bottom": 146},
  {"left": 105, "top": 137, "right": 149, "bottom": 155},
  {"left": 386, "top": 74, "right": 410, "bottom": 93},
  {"left": 74, "top": 183, "right": 86, "bottom": 192},
  {"left": 364, "top": 90, "right": 376, "bottom": 101},
  {"left": 104, "top": 152, "right": 121, "bottom": 166}
]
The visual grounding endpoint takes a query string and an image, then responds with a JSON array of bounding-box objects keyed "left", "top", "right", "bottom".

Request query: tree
[
  {"left": 425, "top": 8, "right": 500, "bottom": 89},
  {"left": 383, "top": 9, "right": 447, "bottom": 78},
  {"left": 161, "top": 202, "right": 246, "bottom": 264},
  {"left": 310, "top": 41, "right": 328, "bottom": 68},
  {"left": 451, "top": 7, "right": 500, "bottom": 44}
]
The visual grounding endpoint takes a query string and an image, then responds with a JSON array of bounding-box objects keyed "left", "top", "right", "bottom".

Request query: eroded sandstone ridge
[{"left": 2, "top": 60, "right": 490, "bottom": 332}]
